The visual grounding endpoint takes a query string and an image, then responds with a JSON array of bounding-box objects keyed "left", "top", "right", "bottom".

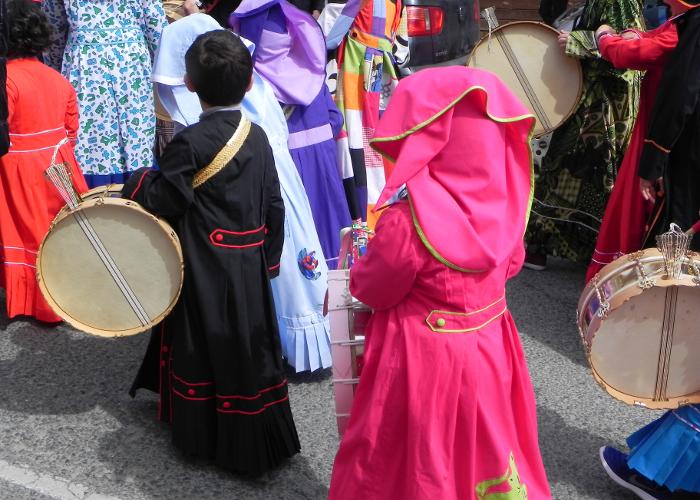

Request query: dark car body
[{"left": 404, "top": 0, "right": 481, "bottom": 71}]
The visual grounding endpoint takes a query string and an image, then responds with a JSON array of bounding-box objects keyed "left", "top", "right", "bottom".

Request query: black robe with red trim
[
  {"left": 124, "top": 109, "right": 300, "bottom": 476},
  {"left": 639, "top": 7, "right": 700, "bottom": 249}
]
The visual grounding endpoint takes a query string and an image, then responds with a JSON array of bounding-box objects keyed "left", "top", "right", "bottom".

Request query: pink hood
[{"left": 371, "top": 67, "right": 535, "bottom": 272}]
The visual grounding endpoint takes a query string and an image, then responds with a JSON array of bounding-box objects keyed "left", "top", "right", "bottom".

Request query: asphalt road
[{"left": 0, "top": 258, "right": 663, "bottom": 499}]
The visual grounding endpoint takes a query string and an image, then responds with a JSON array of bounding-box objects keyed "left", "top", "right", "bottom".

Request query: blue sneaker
[{"left": 600, "top": 446, "right": 671, "bottom": 500}]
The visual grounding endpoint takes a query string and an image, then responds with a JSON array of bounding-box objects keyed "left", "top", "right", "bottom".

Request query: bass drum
[
  {"left": 37, "top": 189, "right": 184, "bottom": 337},
  {"left": 468, "top": 21, "right": 583, "bottom": 137},
  {"left": 578, "top": 249, "right": 700, "bottom": 409}
]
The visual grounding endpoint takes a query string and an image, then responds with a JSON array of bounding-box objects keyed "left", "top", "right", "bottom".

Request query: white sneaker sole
[{"left": 599, "top": 446, "right": 660, "bottom": 500}]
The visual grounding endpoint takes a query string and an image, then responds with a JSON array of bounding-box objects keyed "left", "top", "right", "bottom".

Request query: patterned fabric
[
  {"left": 526, "top": 0, "right": 644, "bottom": 262},
  {"left": 332, "top": 0, "right": 407, "bottom": 226},
  {"left": 42, "top": 0, "right": 167, "bottom": 185}
]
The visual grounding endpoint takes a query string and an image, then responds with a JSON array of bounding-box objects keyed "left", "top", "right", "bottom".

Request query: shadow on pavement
[
  {"left": 0, "top": 318, "right": 329, "bottom": 499},
  {"left": 537, "top": 406, "right": 639, "bottom": 500},
  {"left": 508, "top": 257, "right": 589, "bottom": 368}
]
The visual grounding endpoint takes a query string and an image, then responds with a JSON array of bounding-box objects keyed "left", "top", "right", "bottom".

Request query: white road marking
[{"left": 0, "top": 459, "right": 121, "bottom": 500}]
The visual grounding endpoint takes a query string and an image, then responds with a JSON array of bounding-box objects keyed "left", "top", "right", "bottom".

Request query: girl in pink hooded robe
[{"left": 328, "top": 66, "right": 551, "bottom": 499}]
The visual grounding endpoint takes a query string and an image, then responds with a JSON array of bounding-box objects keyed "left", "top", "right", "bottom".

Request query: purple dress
[
  {"left": 231, "top": 0, "right": 351, "bottom": 268},
  {"left": 287, "top": 86, "right": 351, "bottom": 269}
]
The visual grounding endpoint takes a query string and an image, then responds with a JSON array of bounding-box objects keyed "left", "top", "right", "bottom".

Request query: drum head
[
  {"left": 38, "top": 199, "right": 183, "bottom": 337},
  {"left": 468, "top": 22, "right": 583, "bottom": 136},
  {"left": 590, "top": 285, "right": 700, "bottom": 404}
]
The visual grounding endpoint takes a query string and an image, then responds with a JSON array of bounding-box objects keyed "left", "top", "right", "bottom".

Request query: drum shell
[
  {"left": 578, "top": 249, "right": 700, "bottom": 409},
  {"left": 37, "top": 196, "right": 184, "bottom": 337},
  {"left": 468, "top": 21, "right": 583, "bottom": 137},
  {"left": 80, "top": 184, "right": 124, "bottom": 201},
  {"left": 329, "top": 269, "right": 370, "bottom": 437}
]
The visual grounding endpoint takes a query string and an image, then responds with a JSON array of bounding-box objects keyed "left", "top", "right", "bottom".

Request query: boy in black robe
[
  {"left": 124, "top": 30, "right": 300, "bottom": 476},
  {"left": 639, "top": 2, "right": 700, "bottom": 249}
]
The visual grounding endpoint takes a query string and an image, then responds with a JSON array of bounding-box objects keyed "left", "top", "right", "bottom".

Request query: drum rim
[
  {"left": 589, "top": 362, "right": 700, "bottom": 409},
  {"left": 467, "top": 20, "right": 584, "bottom": 138},
  {"left": 80, "top": 183, "right": 125, "bottom": 200},
  {"left": 578, "top": 247, "right": 700, "bottom": 409},
  {"left": 36, "top": 196, "right": 184, "bottom": 338},
  {"left": 577, "top": 248, "right": 700, "bottom": 342}
]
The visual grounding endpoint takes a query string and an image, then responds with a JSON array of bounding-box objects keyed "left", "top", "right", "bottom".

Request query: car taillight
[{"left": 406, "top": 6, "right": 445, "bottom": 36}]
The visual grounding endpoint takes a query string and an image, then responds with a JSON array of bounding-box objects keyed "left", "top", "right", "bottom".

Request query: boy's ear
[
  {"left": 184, "top": 73, "right": 196, "bottom": 93},
  {"left": 246, "top": 74, "right": 253, "bottom": 92}
]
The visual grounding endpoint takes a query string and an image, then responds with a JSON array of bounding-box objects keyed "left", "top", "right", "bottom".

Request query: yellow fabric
[{"left": 162, "top": 0, "right": 187, "bottom": 22}]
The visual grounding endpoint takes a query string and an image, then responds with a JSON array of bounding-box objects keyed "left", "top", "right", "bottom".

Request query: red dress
[
  {"left": 0, "top": 58, "right": 88, "bottom": 322},
  {"left": 586, "top": 22, "right": 677, "bottom": 282}
]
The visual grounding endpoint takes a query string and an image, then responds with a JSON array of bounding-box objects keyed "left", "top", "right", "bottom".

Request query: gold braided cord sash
[{"left": 192, "top": 116, "right": 252, "bottom": 189}]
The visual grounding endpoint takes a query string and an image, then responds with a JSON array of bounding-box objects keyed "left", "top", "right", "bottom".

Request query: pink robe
[{"left": 329, "top": 201, "right": 551, "bottom": 499}]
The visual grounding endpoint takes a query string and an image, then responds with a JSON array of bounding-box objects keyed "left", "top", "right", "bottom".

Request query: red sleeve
[
  {"left": 349, "top": 202, "right": 418, "bottom": 310},
  {"left": 65, "top": 84, "right": 79, "bottom": 144},
  {"left": 6, "top": 77, "right": 17, "bottom": 125},
  {"left": 599, "top": 23, "right": 678, "bottom": 71}
]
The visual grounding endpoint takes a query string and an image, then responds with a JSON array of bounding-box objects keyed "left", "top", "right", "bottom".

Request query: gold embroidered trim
[
  {"left": 425, "top": 305, "right": 508, "bottom": 333},
  {"left": 192, "top": 116, "right": 252, "bottom": 189}
]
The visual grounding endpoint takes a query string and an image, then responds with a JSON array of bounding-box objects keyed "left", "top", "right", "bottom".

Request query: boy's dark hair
[
  {"left": 185, "top": 31, "right": 253, "bottom": 106},
  {"left": 7, "top": 0, "right": 52, "bottom": 59}
]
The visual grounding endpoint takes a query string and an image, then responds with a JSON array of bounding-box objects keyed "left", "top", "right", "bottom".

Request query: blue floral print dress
[{"left": 43, "top": 0, "right": 166, "bottom": 187}]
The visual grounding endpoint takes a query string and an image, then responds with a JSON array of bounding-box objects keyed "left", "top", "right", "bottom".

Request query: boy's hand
[
  {"left": 558, "top": 31, "right": 570, "bottom": 49},
  {"left": 640, "top": 177, "right": 664, "bottom": 202}
]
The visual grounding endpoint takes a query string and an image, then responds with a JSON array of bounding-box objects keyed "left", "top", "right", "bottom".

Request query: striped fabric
[{"left": 333, "top": 0, "right": 405, "bottom": 228}]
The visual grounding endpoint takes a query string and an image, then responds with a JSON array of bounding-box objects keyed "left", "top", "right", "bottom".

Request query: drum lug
[
  {"left": 628, "top": 251, "right": 655, "bottom": 289},
  {"left": 592, "top": 275, "right": 610, "bottom": 319},
  {"left": 686, "top": 252, "right": 700, "bottom": 286}
]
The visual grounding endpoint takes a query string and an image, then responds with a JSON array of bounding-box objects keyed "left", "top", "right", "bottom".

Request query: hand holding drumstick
[
  {"left": 640, "top": 177, "right": 665, "bottom": 202},
  {"left": 558, "top": 31, "right": 570, "bottom": 49}
]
